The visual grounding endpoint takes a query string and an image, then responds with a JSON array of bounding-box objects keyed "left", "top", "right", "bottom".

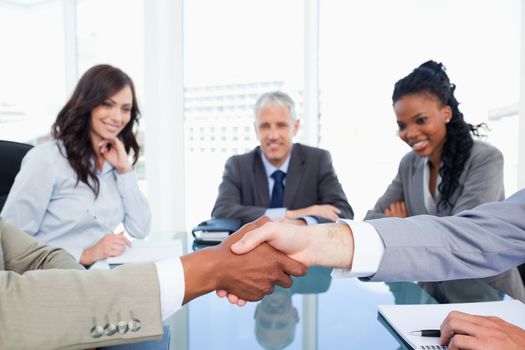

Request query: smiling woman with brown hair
[
  {"left": 365, "top": 60, "right": 525, "bottom": 302},
  {"left": 1, "top": 64, "right": 151, "bottom": 266}
]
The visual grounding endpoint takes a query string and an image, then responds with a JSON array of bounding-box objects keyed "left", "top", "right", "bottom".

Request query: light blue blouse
[{"left": 1, "top": 140, "right": 151, "bottom": 261}]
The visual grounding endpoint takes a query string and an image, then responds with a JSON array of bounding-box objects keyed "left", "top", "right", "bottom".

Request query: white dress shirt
[
  {"left": 260, "top": 151, "right": 317, "bottom": 225},
  {"left": 423, "top": 158, "right": 442, "bottom": 215},
  {"left": 1, "top": 140, "right": 151, "bottom": 261},
  {"left": 332, "top": 160, "right": 444, "bottom": 278},
  {"left": 155, "top": 258, "right": 185, "bottom": 320},
  {"left": 332, "top": 220, "right": 385, "bottom": 278}
]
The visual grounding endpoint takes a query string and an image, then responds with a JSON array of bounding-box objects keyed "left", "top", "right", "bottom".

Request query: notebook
[
  {"left": 192, "top": 218, "right": 242, "bottom": 244},
  {"left": 378, "top": 300, "right": 525, "bottom": 350}
]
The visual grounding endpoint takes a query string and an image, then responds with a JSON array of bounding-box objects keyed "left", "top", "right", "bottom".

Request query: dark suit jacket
[{"left": 212, "top": 143, "right": 353, "bottom": 224}]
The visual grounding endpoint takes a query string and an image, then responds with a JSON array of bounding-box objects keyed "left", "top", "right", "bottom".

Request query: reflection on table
[{"left": 255, "top": 266, "right": 332, "bottom": 349}]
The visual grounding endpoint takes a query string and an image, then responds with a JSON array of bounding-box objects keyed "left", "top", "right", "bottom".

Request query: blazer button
[
  {"left": 90, "top": 325, "right": 104, "bottom": 338},
  {"left": 129, "top": 318, "right": 142, "bottom": 332},
  {"left": 104, "top": 323, "right": 117, "bottom": 336},
  {"left": 117, "top": 320, "right": 129, "bottom": 334}
]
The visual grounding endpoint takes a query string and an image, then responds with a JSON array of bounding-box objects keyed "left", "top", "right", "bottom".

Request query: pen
[
  {"left": 409, "top": 330, "right": 441, "bottom": 337},
  {"left": 90, "top": 213, "right": 133, "bottom": 252}
]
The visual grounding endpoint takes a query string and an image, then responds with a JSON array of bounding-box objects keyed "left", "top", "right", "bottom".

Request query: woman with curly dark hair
[
  {"left": 365, "top": 60, "right": 525, "bottom": 302},
  {"left": 1, "top": 64, "right": 151, "bottom": 266}
]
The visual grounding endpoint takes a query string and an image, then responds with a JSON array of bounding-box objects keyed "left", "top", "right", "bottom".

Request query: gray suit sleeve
[
  {"left": 365, "top": 189, "right": 525, "bottom": 282},
  {"left": 314, "top": 150, "right": 353, "bottom": 222},
  {"left": 0, "top": 221, "right": 163, "bottom": 349},
  {"left": 450, "top": 145, "right": 505, "bottom": 215},
  {"left": 211, "top": 156, "right": 266, "bottom": 222}
]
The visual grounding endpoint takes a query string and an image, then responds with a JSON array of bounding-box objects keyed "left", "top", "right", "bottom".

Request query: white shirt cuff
[
  {"left": 300, "top": 216, "right": 318, "bottom": 225},
  {"left": 264, "top": 208, "right": 287, "bottom": 219},
  {"left": 331, "top": 220, "right": 385, "bottom": 278},
  {"left": 155, "top": 257, "right": 185, "bottom": 320}
]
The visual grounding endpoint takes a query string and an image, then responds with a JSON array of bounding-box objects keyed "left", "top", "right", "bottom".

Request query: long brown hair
[{"left": 52, "top": 64, "right": 140, "bottom": 196}]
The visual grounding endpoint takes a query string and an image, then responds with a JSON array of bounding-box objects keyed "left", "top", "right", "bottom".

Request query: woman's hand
[
  {"left": 80, "top": 232, "right": 132, "bottom": 265},
  {"left": 98, "top": 138, "right": 132, "bottom": 173},
  {"left": 384, "top": 201, "right": 408, "bottom": 218}
]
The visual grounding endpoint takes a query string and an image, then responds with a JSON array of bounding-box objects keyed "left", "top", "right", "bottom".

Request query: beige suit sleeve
[
  {"left": 0, "top": 220, "right": 164, "bottom": 349},
  {"left": 1, "top": 219, "right": 82, "bottom": 272}
]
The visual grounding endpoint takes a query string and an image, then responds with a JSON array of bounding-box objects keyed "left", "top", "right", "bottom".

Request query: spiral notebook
[{"left": 378, "top": 300, "right": 525, "bottom": 350}]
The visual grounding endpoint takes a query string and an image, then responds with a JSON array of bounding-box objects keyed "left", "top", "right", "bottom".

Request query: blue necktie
[{"left": 270, "top": 170, "right": 286, "bottom": 208}]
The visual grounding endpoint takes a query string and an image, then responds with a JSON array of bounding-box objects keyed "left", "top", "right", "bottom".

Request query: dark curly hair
[
  {"left": 392, "top": 60, "right": 485, "bottom": 210},
  {"left": 52, "top": 64, "right": 140, "bottom": 196}
]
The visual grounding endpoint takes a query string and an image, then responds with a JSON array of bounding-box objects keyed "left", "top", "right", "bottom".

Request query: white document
[
  {"left": 89, "top": 260, "right": 111, "bottom": 270},
  {"left": 107, "top": 239, "right": 183, "bottom": 264},
  {"left": 378, "top": 300, "right": 525, "bottom": 349}
]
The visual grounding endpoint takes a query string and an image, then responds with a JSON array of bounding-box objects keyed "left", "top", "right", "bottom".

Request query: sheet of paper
[
  {"left": 90, "top": 260, "right": 111, "bottom": 270},
  {"left": 107, "top": 239, "right": 183, "bottom": 264}
]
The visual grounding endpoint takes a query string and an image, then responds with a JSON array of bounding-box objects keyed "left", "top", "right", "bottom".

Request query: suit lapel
[
  {"left": 284, "top": 144, "right": 305, "bottom": 208},
  {"left": 252, "top": 148, "right": 270, "bottom": 206}
]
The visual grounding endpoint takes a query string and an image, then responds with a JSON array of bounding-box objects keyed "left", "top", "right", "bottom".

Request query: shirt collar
[
  {"left": 260, "top": 150, "right": 291, "bottom": 178},
  {"left": 100, "top": 161, "right": 114, "bottom": 174},
  {"left": 58, "top": 139, "right": 115, "bottom": 175},
  {"left": 93, "top": 159, "right": 114, "bottom": 175}
]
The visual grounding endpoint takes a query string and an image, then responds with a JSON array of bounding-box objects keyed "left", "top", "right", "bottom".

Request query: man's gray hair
[{"left": 254, "top": 91, "right": 297, "bottom": 121}]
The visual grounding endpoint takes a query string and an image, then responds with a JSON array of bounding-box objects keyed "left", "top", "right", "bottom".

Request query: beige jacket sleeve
[{"left": 0, "top": 219, "right": 164, "bottom": 350}]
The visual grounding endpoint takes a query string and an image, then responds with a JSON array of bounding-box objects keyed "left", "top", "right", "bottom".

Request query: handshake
[{"left": 181, "top": 216, "right": 355, "bottom": 305}]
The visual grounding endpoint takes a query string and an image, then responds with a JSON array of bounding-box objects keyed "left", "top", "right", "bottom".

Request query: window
[
  {"left": 76, "top": 0, "right": 144, "bottom": 97},
  {"left": 183, "top": 0, "right": 304, "bottom": 229},
  {"left": 319, "top": 0, "right": 521, "bottom": 219},
  {"left": 0, "top": 2, "right": 65, "bottom": 143}
]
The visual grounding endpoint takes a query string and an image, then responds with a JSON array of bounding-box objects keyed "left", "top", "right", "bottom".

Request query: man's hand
[
  {"left": 181, "top": 217, "right": 307, "bottom": 305},
  {"left": 384, "top": 201, "right": 407, "bottom": 218},
  {"left": 218, "top": 221, "right": 354, "bottom": 306},
  {"left": 286, "top": 204, "right": 341, "bottom": 222},
  {"left": 231, "top": 221, "right": 354, "bottom": 268},
  {"left": 440, "top": 311, "right": 525, "bottom": 350}
]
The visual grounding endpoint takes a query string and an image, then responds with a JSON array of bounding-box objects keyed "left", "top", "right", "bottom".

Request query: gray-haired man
[{"left": 212, "top": 91, "right": 353, "bottom": 225}]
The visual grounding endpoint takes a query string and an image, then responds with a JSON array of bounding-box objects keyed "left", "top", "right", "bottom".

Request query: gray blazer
[
  {"left": 366, "top": 140, "right": 505, "bottom": 219},
  {"left": 367, "top": 188, "right": 525, "bottom": 282},
  {"left": 365, "top": 141, "right": 524, "bottom": 301},
  {"left": 212, "top": 143, "right": 353, "bottom": 224},
  {"left": 0, "top": 219, "right": 163, "bottom": 349},
  {"left": 367, "top": 189, "right": 525, "bottom": 281}
]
